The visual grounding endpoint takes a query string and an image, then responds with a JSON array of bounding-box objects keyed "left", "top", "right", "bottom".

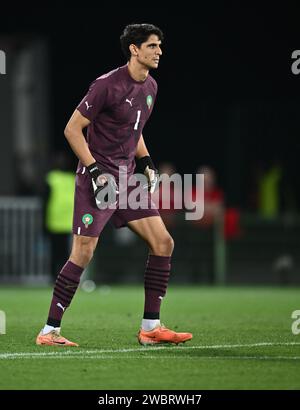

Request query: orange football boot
[
  {"left": 138, "top": 324, "right": 192, "bottom": 346},
  {"left": 36, "top": 330, "right": 79, "bottom": 347}
]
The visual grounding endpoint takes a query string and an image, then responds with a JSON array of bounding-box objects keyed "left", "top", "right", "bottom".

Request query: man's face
[{"left": 135, "top": 34, "right": 162, "bottom": 69}]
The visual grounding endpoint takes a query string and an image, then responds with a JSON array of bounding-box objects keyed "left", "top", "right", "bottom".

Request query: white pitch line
[
  {"left": 0, "top": 341, "right": 300, "bottom": 360},
  {"left": 3, "top": 355, "right": 300, "bottom": 361}
]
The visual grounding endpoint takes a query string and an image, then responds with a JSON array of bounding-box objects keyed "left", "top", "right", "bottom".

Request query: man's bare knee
[
  {"left": 151, "top": 234, "right": 174, "bottom": 256},
  {"left": 70, "top": 235, "right": 98, "bottom": 267}
]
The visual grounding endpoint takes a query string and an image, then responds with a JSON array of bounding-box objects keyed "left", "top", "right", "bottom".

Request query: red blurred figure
[
  {"left": 187, "top": 165, "right": 240, "bottom": 239},
  {"left": 190, "top": 165, "right": 224, "bottom": 227}
]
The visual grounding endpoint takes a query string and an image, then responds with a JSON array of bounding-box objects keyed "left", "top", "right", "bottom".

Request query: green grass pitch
[{"left": 0, "top": 285, "right": 299, "bottom": 390}]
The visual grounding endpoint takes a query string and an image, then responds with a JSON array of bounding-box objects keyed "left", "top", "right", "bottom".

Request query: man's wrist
[
  {"left": 138, "top": 156, "right": 156, "bottom": 172},
  {"left": 87, "top": 162, "right": 101, "bottom": 181}
]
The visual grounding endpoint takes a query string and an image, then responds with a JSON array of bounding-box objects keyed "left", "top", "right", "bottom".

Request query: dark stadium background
[
  {"left": 1, "top": 2, "right": 300, "bottom": 286},
  {"left": 1, "top": 2, "right": 299, "bottom": 209},
  {"left": 1, "top": 4, "right": 300, "bottom": 393}
]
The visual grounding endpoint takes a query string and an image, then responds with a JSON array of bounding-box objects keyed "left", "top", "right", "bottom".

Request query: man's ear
[{"left": 129, "top": 44, "right": 139, "bottom": 57}]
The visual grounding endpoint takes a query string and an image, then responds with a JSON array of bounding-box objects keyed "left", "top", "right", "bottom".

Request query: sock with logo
[
  {"left": 142, "top": 255, "right": 171, "bottom": 328},
  {"left": 46, "top": 260, "right": 84, "bottom": 328},
  {"left": 41, "top": 325, "right": 61, "bottom": 335}
]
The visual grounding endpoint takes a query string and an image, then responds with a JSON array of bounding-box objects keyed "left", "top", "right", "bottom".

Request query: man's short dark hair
[{"left": 120, "top": 23, "right": 164, "bottom": 61}]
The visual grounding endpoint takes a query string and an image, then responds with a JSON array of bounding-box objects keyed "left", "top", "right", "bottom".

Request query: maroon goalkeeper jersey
[{"left": 76, "top": 64, "right": 157, "bottom": 177}]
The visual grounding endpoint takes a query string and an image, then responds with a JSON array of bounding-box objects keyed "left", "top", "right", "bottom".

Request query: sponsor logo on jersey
[
  {"left": 85, "top": 101, "right": 93, "bottom": 110},
  {"left": 125, "top": 98, "right": 134, "bottom": 106}
]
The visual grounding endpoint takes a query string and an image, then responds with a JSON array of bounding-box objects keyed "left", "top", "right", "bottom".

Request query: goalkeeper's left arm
[{"left": 135, "top": 134, "right": 158, "bottom": 194}]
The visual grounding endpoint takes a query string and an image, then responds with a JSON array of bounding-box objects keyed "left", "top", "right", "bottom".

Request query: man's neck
[{"left": 127, "top": 61, "right": 149, "bottom": 82}]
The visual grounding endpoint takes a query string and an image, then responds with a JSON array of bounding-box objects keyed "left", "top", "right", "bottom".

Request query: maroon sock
[
  {"left": 144, "top": 255, "right": 171, "bottom": 320},
  {"left": 46, "top": 260, "right": 83, "bottom": 327}
]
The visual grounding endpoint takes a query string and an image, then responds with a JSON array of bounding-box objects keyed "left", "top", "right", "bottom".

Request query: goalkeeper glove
[
  {"left": 138, "top": 156, "right": 158, "bottom": 194},
  {"left": 87, "top": 162, "right": 118, "bottom": 208}
]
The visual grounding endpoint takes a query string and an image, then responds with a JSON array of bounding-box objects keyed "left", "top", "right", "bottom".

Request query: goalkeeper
[{"left": 36, "top": 23, "right": 192, "bottom": 347}]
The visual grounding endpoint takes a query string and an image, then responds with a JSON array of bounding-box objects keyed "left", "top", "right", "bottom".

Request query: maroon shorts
[{"left": 72, "top": 169, "right": 160, "bottom": 237}]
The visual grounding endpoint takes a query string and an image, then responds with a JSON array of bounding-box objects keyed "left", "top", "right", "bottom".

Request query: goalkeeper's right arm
[{"left": 64, "top": 109, "right": 96, "bottom": 167}]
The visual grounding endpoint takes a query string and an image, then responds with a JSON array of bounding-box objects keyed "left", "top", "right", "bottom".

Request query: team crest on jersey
[
  {"left": 146, "top": 95, "right": 153, "bottom": 109},
  {"left": 82, "top": 213, "right": 93, "bottom": 228}
]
